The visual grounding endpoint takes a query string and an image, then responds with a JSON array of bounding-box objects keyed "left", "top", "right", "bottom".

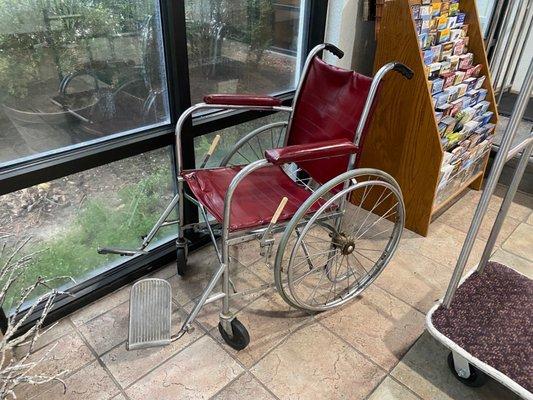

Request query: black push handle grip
[
  {"left": 392, "top": 62, "right": 414, "bottom": 79},
  {"left": 324, "top": 43, "right": 344, "bottom": 59}
]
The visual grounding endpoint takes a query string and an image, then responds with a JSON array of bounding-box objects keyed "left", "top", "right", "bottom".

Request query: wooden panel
[
  {"left": 360, "top": 0, "right": 443, "bottom": 236},
  {"left": 359, "top": 0, "right": 497, "bottom": 236}
]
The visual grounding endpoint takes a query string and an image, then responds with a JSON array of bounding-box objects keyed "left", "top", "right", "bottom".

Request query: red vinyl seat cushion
[{"left": 182, "top": 166, "right": 323, "bottom": 231}]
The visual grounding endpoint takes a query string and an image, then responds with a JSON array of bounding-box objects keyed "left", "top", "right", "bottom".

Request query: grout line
[
  {"left": 25, "top": 320, "right": 98, "bottom": 400},
  {"left": 206, "top": 370, "right": 247, "bottom": 400},
  {"left": 197, "top": 326, "right": 281, "bottom": 400},
  {"left": 316, "top": 318, "right": 390, "bottom": 373},
  {"left": 249, "top": 371, "right": 283, "bottom": 400},
  {"left": 118, "top": 325, "right": 208, "bottom": 391},
  {"left": 388, "top": 374, "right": 425, "bottom": 400},
  {"left": 495, "top": 247, "right": 533, "bottom": 265},
  {"left": 369, "top": 281, "right": 429, "bottom": 319},
  {"left": 68, "top": 318, "right": 131, "bottom": 400},
  {"left": 72, "top": 297, "right": 130, "bottom": 328},
  {"left": 20, "top": 317, "right": 74, "bottom": 354},
  {"left": 362, "top": 372, "right": 390, "bottom": 400}
]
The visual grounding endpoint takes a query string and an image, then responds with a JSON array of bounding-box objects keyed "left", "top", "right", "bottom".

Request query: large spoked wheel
[
  {"left": 219, "top": 121, "right": 287, "bottom": 167},
  {"left": 274, "top": 169, "right": 405, "bottom": 312}
]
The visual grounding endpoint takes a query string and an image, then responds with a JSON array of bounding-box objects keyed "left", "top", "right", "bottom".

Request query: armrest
[
  {"left": 203, "top": 94, "right": 282, "bottom": 107},
  {"left": 264, "top": 139, "right": 358, "bottom": 165}
]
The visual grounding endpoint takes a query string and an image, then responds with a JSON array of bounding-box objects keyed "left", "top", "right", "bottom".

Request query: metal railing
[{"left": 442, "top": 59, "right": 533, "bottom": 307}]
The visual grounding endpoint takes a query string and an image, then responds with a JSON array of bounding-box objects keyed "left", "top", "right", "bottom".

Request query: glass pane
[
  {"left": 0, "top": 0, "right": 169, "bottom": 165},
  {"left": 194, "top": 113, "right": 288, "bottom": 168},
  {"left": 185, "top": 0, "right": 304, "bottom": 104},
  {"left": 0, "top": 147, "right": 176, "bottom": 311},
  {"left": 476, "top": 0, "right": 497, "bottom": 36}
]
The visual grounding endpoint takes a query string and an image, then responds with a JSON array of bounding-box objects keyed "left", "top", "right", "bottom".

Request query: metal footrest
[
  {"left": 98, "top": 246, "right": 148, "bottom": 256},
  {"left": 128, "top": 278, "right": 172, "bottom": 350}
]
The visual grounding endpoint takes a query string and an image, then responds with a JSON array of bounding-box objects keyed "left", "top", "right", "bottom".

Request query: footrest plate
[{"left": 128, "top": 278, "right": 172, "bottom": 350}]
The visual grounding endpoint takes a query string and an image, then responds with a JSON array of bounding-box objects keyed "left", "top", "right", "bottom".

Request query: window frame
[{"left": 1, "top": 0, "right": 329, "bottom": 333}]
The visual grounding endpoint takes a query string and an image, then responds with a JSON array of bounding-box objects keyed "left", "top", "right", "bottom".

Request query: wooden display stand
[{"left": 360, "top": 0, "right": 498, "bottom": 236}]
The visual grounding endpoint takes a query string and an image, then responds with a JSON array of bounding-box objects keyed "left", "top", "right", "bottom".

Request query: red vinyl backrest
[{"left": 287, "top": 57, "right": 376, "bottom": 184}]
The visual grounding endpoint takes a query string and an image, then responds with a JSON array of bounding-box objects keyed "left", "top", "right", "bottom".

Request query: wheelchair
[{"left": 99, "top": 43, "right": 413, "bottom": 351}]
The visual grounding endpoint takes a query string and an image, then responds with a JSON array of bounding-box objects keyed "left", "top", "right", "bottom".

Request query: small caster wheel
[
  {"left": 447, "top": 352, "right": 487, "bottom": 387},
  {"left": 218, "top": 318, "right": 250, "bottom": 351},
  {"left": 177, "top": 246, "right": 187, "bottom": 276}
]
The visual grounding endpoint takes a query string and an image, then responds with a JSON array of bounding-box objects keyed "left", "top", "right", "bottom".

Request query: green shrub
[{"left": 1, "top": 166, "right": 176, "bottom": 310}]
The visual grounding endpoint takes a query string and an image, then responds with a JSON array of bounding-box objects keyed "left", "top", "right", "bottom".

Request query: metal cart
[{"left": 426, "top": 59, "right": 532, "bottom": 399}]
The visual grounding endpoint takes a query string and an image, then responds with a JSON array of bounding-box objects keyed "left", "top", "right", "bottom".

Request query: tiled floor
[{"left": 18, "top": 186, "right": 532, "bottom": 400}]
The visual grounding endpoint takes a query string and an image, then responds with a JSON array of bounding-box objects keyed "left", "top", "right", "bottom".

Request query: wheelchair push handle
[
  {"left": 392, "top": 62, "right": 414, "bottom": 79},
  {"left": 324, "top": 43, "right": 344, "bottom": 59}
]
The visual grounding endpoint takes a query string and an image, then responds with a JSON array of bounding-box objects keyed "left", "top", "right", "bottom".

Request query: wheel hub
[{"left": 332, "top": 233, "right": 356, "bottom": 255}]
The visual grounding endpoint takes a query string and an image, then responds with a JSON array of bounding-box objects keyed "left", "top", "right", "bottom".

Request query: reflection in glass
[
  {"left": 185, "top": 0, "right": 303, "bottom": 104},
  {"left": 0, "top": 0, "right": 169, "bottom": 165},
  {"left": 0, "top": 147, "right": 176, "bottom": 310},
  {"left": 194, "top": 113, "right": 288, "bottom": 167}
]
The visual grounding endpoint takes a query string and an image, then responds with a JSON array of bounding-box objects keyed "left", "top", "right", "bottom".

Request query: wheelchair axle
[{"left": 332, "top": 232, "right": 356, "bottom": 255}]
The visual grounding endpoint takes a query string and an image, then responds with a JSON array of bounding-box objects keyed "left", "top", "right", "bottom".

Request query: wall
[{"left": 324, "top": 0, "right": 376, "bottom": 75}]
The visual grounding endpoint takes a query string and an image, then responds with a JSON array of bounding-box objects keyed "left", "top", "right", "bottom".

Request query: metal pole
[
  {"left": 496, "top": 0, "right": 529, "bottom": 104},
  {"left": 490, "top": 0, "right": 516, "bottom": 92},
  {"left": 442, "top": 59, "right": 533, "bottom": 308},
  {"left": 485, "top": 0, "right": 505, "bottom": 48},
  {"left": 477, "top": 137, "right": 533, "bottom": 273}
]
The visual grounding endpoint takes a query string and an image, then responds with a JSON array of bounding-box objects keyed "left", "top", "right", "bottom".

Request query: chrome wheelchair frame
[{"left": 99, "top": 43, "right": 413, "bottom": 350}]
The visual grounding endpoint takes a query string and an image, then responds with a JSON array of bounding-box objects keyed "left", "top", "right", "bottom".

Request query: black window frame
[{"left": 1, "top": 0, "right": 329, "bottom": 333}]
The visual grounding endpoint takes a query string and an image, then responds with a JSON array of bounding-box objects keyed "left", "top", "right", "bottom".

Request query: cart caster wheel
[
  {"left": 177, "top": 247, "right": 187, "bottom": 276},
  {"left": 218, "top": 318, "right": 250, "bottom": 351},
  {"left": 447, "top": 352, "right": 488, "bottom": 387}
]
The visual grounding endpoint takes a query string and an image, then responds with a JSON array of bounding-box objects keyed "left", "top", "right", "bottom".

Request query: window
[
  {"left": 0, "top": 0, "right": 169, "bottom": 165},
  {"left": 185, "top": 0, "right": 305, "bottom": 104},
  {"left": 194, "top": 113, "right": 288, "bottom": 167},
  {"left": 476, "top": 0, "right": 497, "bottom": 36},
  {"left": 0, "top": 0, "right": 327, "bottom": 329},
  {"left": 0, "top": 148, "right": 176, "bottom": 310}
]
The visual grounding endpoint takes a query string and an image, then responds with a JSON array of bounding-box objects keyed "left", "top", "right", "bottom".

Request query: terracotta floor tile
[
  {"left": 367, "top": 376, "right": 421, "bottom": 400},
  {"left": 101, "top": 309, "right": 204, "bottom": 388},
  {"left": 148, "top": 262, "right": 179, "bottom": 280},
  {"left": 212, "top": 291, "right": 313, "bottom": 368},
  {"left": 466, "top": 187, "right": 532, "bottom": 222},
  {"left": 391, "top": 333, "right": 519, "bottom": 400},
  {"left": 437, "top": 198, "right": 521, "bottom": 246},
  {"left": 182, "top": 267, "right": 271, "bottom": 332},
  {"left": 229, "top": 240, "right": 275, "bottom": 283},
  {"left": 15, "top": 332, "right": 95, "bottom": 399},
  {"left": 501, "top": 223, "right": 533, "bottom": 261},
  {"left": 170, "top": 246, "right": 237, "bottom": 306},
  {"left": 252, "top": 322, "right": 386, "bottom": 400},
  {"left": 375, "top": 247, "right": 452, "bottom": 313},
  {"left": 492, "top": 186, "right": 533, "bottom": 221},
  {"left": 400, "top": 221, "right": 488, "bottom": 269},
  {"left": 490, "top": 249, "right": 533, "bottom": 279},
  {"left": 318, "top": 285, "right": 425, "bottom": 371},
  {"left": 125, "top": 335, "right": 243, "bottom": 400},
  {"left": 212, "top": 373, "right": 275, "bottom": 400},
  {"left": 71, "top": 287, "right": 130, "bottom": 326},
  {"left": 16, "top": 317, "right": 75, "bottom": 355},
  {"left": 30, "top": 361, "right": 120, "bottom": 400},
  {"left": 78, "top": 301, "right": 129, "bottom": 355}
]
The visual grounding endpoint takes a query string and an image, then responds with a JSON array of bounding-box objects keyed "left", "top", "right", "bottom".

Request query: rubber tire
[
  {"left": 447, "top": 352, "right": 488, "bottom": 387},
  {"left": 218, "top": 318, "right": 250, "bottom": 351},
  {"left": 177, "top": 247, "right": 187, "bottom": 276}
]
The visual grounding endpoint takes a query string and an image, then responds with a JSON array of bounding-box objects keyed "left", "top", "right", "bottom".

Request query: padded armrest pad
[
  {"left": 204, "top": 94, "right": 282, "bottom": 107},
  {"left": 265, "top": 139, "right": 358, "bottom": 165}
]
